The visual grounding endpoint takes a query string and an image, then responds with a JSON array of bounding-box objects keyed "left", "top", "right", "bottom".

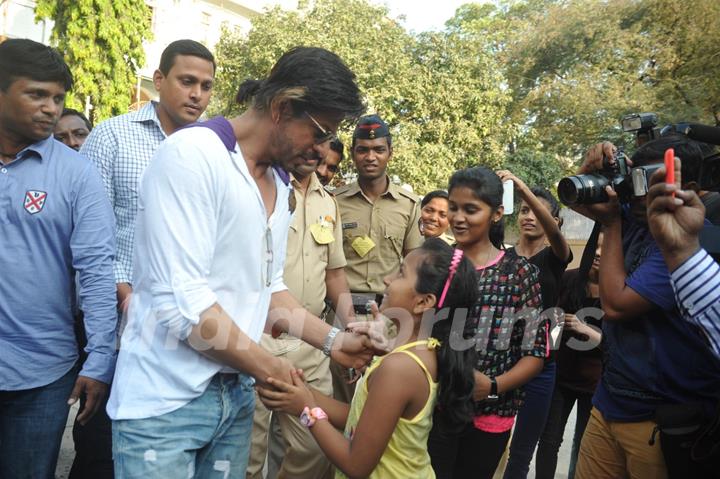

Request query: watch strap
[
  {"left": 488, "top": 377, "right": 499, "bottom": 399},
  {"left": 300, "top": 406, "right": 328, "bottom": 428}
]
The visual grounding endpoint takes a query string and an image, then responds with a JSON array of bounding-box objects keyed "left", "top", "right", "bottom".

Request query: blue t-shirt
[{"left": 593, "top": 209, "right": 720, "bottom": 421}]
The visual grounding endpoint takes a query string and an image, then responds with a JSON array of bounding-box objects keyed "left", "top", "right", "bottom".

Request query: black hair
[
  {"left": 236, "top": 47, "right": 364, "bottom": 121},
  {"left": 61, "top": 108, "right": 92, "bottom": 131},
  {"left": 631, "top": 134, "right": 718, "bottom": 187},
  {"left": 448, "top": 166, "right": 505, "bottom": 249},
  {"left": 421, "top": 190, "right": 449, "bottom": 209},
  {"left": 0, "top": 38, "right": 73, "bottom": 92},
  {"left": 415, "top": 238, "right": 479, "bottom": 428},
  {"left": 329, "top": 137, "right": 344, "bottom": 161},
  {"left": 159, "top": 39, "right": 216, "bottom": 76}
]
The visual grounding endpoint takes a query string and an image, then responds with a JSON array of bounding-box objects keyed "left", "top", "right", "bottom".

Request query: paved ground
[{"left": 56, "top": 404, "right": 578, "bottom": 478}]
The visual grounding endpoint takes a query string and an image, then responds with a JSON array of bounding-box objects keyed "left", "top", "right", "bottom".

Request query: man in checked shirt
[
  {"left": 83, "top": 39, "right": 215, "bottom": 312},
  {"left": 78, "top": 39, "right": 215, "bottom": 478}
]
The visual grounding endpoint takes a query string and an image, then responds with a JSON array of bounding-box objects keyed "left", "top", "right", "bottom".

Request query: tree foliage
[
  {"left": 451, "top": 0, "right": 720, "bottom": 166},
  {"left": 212, "top": 0, "right": 717, "bottom": 192},
  {"left": 211, "top": 0, "right": 510, "bottom": 194},
  {"left": 35, "top": 0, "right": 151, "bottom": 123}
]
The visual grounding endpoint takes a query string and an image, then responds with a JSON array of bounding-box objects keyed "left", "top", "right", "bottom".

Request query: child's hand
[
  {"left": 257, "top": 369, "right": 315, "bottom": 417},
  {"left": 346, "top": 302, "right": 394, "bottom": 354}
]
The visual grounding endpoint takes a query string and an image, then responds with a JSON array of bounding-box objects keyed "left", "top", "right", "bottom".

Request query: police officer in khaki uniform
[
  {"left": 316, "top": 138, "right": 344, "bottom": 187},
  {"left": 247, "top": 149, "right": 353, "bottom": 479},
  {"left": 333, "top": 114, "right": 423, "bottom": 401}
]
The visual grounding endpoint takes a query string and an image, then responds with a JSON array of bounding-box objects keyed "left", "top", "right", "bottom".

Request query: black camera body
[
  {"left": 558, "top": 117, "right": 720, "bottom": 206},
  {"left": 557, "top": 149, "right": 663, "bottom": 205}
]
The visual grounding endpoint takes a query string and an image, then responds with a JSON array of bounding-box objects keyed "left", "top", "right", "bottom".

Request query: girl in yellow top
[{"left": 259, "top": 238, "right": 480, "bottom": 478}]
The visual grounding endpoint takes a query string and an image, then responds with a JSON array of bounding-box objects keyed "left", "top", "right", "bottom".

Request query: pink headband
[{"left": 437, "top": 249, "right": 464, "bottom": 309}]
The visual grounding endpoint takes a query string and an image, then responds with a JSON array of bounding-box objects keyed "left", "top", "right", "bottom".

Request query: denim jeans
[
  {"left": 503, "top": 360, "right": 557, "bottom": 479},
  {"left": 535, "top": 384, "right": 593, "bottom": 479},
  {"left": 112, "top": 373, "right": 255, "bottom": 478},
  {"left": 0, "top": 364, "right": 78, "bottom": 479}
]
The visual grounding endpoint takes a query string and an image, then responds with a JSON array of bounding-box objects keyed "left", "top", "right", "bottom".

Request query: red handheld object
[{"left": 664, "top": 148, "right": 675, "bottom": 198}]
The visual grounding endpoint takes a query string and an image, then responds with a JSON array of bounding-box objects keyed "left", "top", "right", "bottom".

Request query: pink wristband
[{"left": 300, "top": 406, "right": 328, "bottom": 428}]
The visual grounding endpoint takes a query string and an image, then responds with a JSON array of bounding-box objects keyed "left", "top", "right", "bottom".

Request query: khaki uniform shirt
[
  {"left": 438, "top": 231, "right": 456, "bottom": 245},
  {"left": 334, "top": 180, "right": 423, "bottom": 294},
  {"left": 284, "top": 172, "right": 346, "bottom": 317},
  {"left": 264, "top": 172, "right": 345, "bottom": 356}
]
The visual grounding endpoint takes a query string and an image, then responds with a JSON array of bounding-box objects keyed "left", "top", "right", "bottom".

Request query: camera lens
[
  {"left": 557, "top": 174, "right": 610, "bottom": 205},
  {"left": 557, "top": 177, "right": 583, "bottom": 205}
]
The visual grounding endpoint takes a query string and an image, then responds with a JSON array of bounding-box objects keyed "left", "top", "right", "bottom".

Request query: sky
[{"left": 380, "top": 0, "right": 480, "bottom": 32}]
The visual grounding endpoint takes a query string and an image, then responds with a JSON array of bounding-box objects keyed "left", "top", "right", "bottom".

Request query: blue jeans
[
  {"left": 503, "top": 360, "right": 557, "bottom": 479},
  {"left": 112, "top": 373, "right": 255, "bottom": 478},
  {"left": 0, "top": 365, "right": 78, "bottom": 479},
  {"left": 535, "top": 384, "right": 593, "bottom": 479}
]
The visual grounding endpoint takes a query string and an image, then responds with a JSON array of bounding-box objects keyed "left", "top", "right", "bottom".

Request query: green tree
[
  {"left": 211, "top": 0, "right": 510, "bottom": 194},
  {"left": 632, "top": 0, "right": 720, "bottom": 124},
  {"left": 35, "top": 0, "right": 151, "bottom": 123},
  {"left": 493, "top": 0, "right": 655, "bottom": 160},
  {"left": 503, "top": 148, "right": 571, "bottom": 192},
  {"left": 449, "top": 0, "right": 720, "bottom": 170}
]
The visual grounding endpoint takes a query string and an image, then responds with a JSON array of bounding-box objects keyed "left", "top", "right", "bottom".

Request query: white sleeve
[{"left": 139, "top": 132, "right": 222, "bottom": 340}]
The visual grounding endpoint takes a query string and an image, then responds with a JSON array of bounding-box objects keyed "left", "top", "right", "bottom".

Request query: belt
[{"left": 351, "top": 293, "right": 383, "bottom": 315}]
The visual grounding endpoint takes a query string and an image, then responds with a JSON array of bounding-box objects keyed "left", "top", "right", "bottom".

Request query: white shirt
[{"left": 107, "top": 126, "right": 292, "bottom": 420}]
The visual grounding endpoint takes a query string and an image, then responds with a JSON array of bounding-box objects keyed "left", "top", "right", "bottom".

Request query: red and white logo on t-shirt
[{"left": 24, "top": 190, "right": 47, "bottom": 215}]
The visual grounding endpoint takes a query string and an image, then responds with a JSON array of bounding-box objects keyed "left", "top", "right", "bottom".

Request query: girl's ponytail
[{"left": 417, "top": 239, "right": 479, "bottom": 429}]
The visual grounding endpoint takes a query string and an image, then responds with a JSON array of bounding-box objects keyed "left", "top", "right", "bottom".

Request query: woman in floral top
[{"left": 428, "top": 166, "right": 548, "bottom": 479}]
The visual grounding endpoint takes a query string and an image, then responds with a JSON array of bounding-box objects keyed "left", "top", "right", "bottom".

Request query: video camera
[{"left": 557, "top": 116, "right": 720, "bottom": 206}]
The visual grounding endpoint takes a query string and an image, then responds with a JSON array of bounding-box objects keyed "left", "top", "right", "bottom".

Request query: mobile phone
[
  {"left": 664, "top": 148, "right": 675, "bottom": 197},
  {"left": 502, "top": 180, "right": 514, "bottom": 215}
]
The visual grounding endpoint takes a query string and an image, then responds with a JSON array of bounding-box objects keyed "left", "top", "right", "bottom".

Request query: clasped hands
[{"left": 259, "top": 302, "right": 394, "bottom": 395}]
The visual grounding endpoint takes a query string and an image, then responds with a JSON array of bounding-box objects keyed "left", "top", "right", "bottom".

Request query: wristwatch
[
  {"left": 322, "top": 327, "right": 341, "bottom": 356},
  {"left": 300, "top": 406, "right": 328, "bottom": 428},
  {"left": 487, "top": 377, "right": 499, "bottom": 400}
]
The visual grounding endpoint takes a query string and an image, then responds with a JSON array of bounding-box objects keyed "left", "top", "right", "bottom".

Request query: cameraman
[{"left": 570, "top": 137, "right": 720, "bottom": 479}]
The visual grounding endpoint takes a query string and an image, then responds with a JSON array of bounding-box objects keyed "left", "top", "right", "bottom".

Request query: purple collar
[{"left": 184, "top": 116, "right": 290, "bottom": 186}]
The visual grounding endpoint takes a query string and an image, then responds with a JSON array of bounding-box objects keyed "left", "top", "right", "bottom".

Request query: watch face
[{"left": 300, "top": 411, "right": 312, "bottom": 427}]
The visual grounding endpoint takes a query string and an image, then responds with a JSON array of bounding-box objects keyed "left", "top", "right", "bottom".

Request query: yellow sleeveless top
[{"left": 336, "top": 340, "right": 438, "bottom": 479}]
